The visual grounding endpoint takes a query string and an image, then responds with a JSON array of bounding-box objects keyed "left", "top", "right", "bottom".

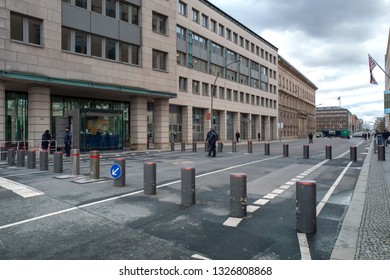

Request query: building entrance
[{"left": 67, "top": 108, "right": 124, "bottom": 152}]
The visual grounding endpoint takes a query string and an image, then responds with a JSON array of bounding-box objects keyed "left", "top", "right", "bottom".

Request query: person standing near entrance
[
  {"left": 64, "top": 127, "right": 72, "bottom": 157},
  {"left": 41, "top": 130, "right": 51, "bottom": 150},
  {"left": 235, "top": 131, "right": 240, "bottom": 143},
  {"left": 308, "top": 132, "right": 313, "bottom": 144}
]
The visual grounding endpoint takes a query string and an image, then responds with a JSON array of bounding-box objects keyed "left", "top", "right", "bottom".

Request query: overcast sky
[{"left": 208, "top": 0, "right": 390, "bottom": 124}]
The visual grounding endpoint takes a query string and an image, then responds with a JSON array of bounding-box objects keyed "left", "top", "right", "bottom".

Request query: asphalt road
[{"left": 0, "top": 137, "right": 368, "bottom": 260}]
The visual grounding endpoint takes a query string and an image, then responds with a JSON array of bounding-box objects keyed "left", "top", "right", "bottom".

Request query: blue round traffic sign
[{"left": 110, "top": 163, "right": 122, "bottom": 179}]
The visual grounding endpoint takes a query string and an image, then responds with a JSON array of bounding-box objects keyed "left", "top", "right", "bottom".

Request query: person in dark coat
[
  {"left": 206, "top": 128, "right": 218, "bottom": 157},
  {"left": 235, "top": 131, "right": 240, "bottom": 143},
  {"left": 64, "top": 127, "right": 72, "bottom": 157},
  {"left": 308, "top": 132, "right": 313, "bottom": 144},
  {"left": 41, "top": 130, "right": 51, "bottom": 150}
]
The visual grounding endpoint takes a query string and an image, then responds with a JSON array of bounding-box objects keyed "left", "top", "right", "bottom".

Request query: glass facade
[
  {"left": 169, "top": 105, "right": 182, "bottom": 142},
  {"left": 5, "top": 92, "right": 28, "bottom": 146},
  {"left": 193, "top": 108, "right": 204, "bottom": 141}
]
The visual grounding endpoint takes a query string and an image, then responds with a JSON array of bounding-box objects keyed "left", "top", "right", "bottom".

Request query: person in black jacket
[
  {"left": 64, "top": 127, "right": 72, "bottom": 157},
  {"left": 206, "top": 127, "right": 218, "bottom": 157},
  {"left": 41, "top": 130, "right": 51, "bottom": 150}
]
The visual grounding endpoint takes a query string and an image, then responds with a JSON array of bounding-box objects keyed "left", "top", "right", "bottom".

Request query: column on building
[
  {"left": 130, "top": 97, "right": 147, "bottom": 150},
  {"left": 0, "top": 83, "right": 5, "bottom": 143},
  {"left": 28, "top": 86, "right": 51, "bottom": 149},
  {"left": 219, "top": 110, "right": 227, "bottom": 142},
  {"left": 262, "top": 115, "right": 270, "bottom": 141},
  {"left": 153, "top": 98, "right": 169, "bottom": 149},
  {"left": 182, "top": 105, "right": 192, "bottom": 143}
]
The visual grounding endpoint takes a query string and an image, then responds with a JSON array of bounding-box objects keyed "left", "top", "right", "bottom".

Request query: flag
[
  {"left": 368, "top": 54, "right": 378, "bottom": 85},
  {"left": 337, "top": 96, "right": 340, "bottom": 100}
]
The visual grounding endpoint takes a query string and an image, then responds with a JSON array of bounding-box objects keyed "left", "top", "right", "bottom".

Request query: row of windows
[
  {"left": 178, "top": 77, "right": 277, "bottom": 109},
  {"left": 62, "top": 0, "right": 140, "bottom": 26},
  {"left": 178, "top": 1, "right": 277, "bottom": 65},
  {"left": 62, "top": 27, "right": 141, "bottom": 65},
  {"left": 279, "top": 75, "right": 314, "bottom": 103}
]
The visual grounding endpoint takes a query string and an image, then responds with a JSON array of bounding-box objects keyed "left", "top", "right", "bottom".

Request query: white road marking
[
  {"left": 253, "top": 198, "right": 269, "bottom": 205},
  {"left": 223, "top": 217, "right": 242, "bottom": 227},
  {"left": 297, "top": 233, "right": 311, "bottom": 260},
  {"left": 247, "top": 205, "right": 260, "bottom": 213},
  {"left": 191, "top": 254, "right": 211, "bottom": 260},
  {"left": 0, "top": 177, "right": 44, "bottom": 198}
]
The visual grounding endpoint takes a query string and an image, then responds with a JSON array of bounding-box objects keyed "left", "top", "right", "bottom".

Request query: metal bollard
[
  {"left": 264, "top": 143, "right": 270, "bottom": 155},
  {"left": 144, "top": 162, "right": 156, "bottom": 194},
  {"left": 350, "top": 146, "right": 357, "bottom": 162},
  {"left": 296, "top": 180, "right": 317, "bottom": 233},
  {"left": 181, "top": 167, "right": 195, "bottom": 206},
  {"left": 181, "top": 142, "right": 186, "bottom": 151},
  {"left": 378, "top": 145, "right": 386, "bottom": 161},
  {"left": 325, "top": 145, "right": 332, "bottom": 160},
  {"left": 27, "top": 150, "right": 36, "bottom": 169},
  {"left": 232, "top": 140, "right": 237, "bottom": 152},
  {"left": 230, "top": 173, "right": 247, "bottom": 218},
  {"left": 303, "top": 144, "right": 309, "bottom": 159},
  {"left": 171, "top": 142, "right": 175, "bottom": 151},
  {"left": 7, "top": 149, "right": 15, "bottom": 166},
  {"left": 17, "top": 150, "right": 25, "bottom": 167},
  {"left": 192, "top": 142, "right": 197, "bottom": 152},
  {"left": 71, "top": 149, "right": 80, "bottom": 175},
  {"left": 40, "top": 150, "right": 49, "bottom": 171},
  {"left": 1, "top": 146, "right": 7, "bottom": 161},
  {"left": 114, "top": 158, "right": 126, "bottom": 187},
  {"left": 54, "top": 152, "right": 63, "bottom": 173},
  {"left": 247, "top": 140, "right": 252, "bottom": 153},
  {"left": 90, "top": 150, "right": 100, "bottom": 179},
  {"left": 283, "top": 144, "right": 289, "bottom": 157}
]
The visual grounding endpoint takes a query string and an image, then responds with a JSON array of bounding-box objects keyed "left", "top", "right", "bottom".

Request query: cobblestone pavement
[{"left": 355, "top": 147, "right": 390, "bottom": 259}]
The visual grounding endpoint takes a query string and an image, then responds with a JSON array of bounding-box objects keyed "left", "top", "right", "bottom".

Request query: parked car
[{"left": 352, "top": 132, "right": 363, "bottom": 138}]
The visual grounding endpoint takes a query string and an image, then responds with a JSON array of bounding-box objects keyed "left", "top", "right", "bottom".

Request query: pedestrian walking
[
  {"left": 382, "top": 129, "right": 390, "bottom": 146},
  {"left": 308, "top": 132, "right": 313, "bottom": 144},
  {"left": 64, "top": 127, "right": 72, "bottom": 157},
  {"left": 206, "top": 127, "right": 218, "bottom": 157},
  {"left": 41, "top": 130, "right": 51, "bottom": 150},
  {"left": 235, "top": 131, "right": 240, "bottom": 143}
]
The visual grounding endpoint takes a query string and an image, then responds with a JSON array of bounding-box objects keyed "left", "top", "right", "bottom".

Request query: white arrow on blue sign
[{"left": 110, "top": 163, "right": 122, "bottom": 179}]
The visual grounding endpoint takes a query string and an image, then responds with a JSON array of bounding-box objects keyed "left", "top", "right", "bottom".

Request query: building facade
[
  {"left": 316, "top": 106, "right": 353, "bottom": 137},
  {"left": 0, "top": 0, "right": 280, "bottom": 151},
  {"left": 278, "top": 56, "right": 317, "bottom": 140},
  {"left": 385, "top": 28, "right": 390, "bottom": 129}
]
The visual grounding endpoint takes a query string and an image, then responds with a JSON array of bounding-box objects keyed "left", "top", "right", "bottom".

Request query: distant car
[{"left": 352, "top": 132, "right": 363, "bottom": 138}]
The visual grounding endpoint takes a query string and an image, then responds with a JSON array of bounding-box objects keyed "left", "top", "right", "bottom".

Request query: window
[
  {"left": 193, "top": 58, "right": 207, "bottom": 72},
  {"left": 201, "top": 14, "right": 208, "bottom": 28},
  {"left": 76, "top": 0, "right": 87, "bottom": 9},
  {"left": 227, "top": 89, "right": 232, "bottom": 100},
  {"left": 178, "top": 1, "right": 187, "bottom": 16},
  {"left": 210, "top": 42, "right": 223, "bottom": 56},
  {"left": 153, "top": 49, "right": 167, "bottom": 71},
  {"left": 130, "top": 44, "right": 140, "bottom": 65},
  {"left": 202, "top": 82, "right": 209, "bottom": 96},
  {"left": 218, "top": 24, "right": 224, "bottom": 37},
  {"left": 192, "top": 80, "right": 200, "bottom": 94},
  {"left": 119, "top": 42, "right": 129, "bottom": 63},
  {"left": 75, "top": 30, "right": 88, "bottom": 54},
  {"left": 210, "top": 19, "right": 217, "bottom": 32},
  {"left": 193, "top": 33, "right": 207, "bottom": 49},
  {"left": 233, "top": 33, "right": 238, "bottom": 44},
  {"left": 176, "top": 25, "right": 186, "bottom": 40},
  {"left": 226, "top": 29, "right": 231, "bottom": 40},
  {"left": 177, "top": 51, "right": 186, "bottom": 65},
  {"left": 11, "top": 12, "right": 42, "bottom": 46},
  {"left": 153, "top": 12, "right": 167, "bottom": 35},
  {"left": 92, "top": 0, "right": 102, "bottom": 14},
  {"left": 192, "top": 9, "right": 199, "bottom": 23},
  {"left": 106, "top": 39, "right": 116, "bottom": 60},
  {"left": 131, "top": 5, "right": 140, "bottom": 25},
  {"left": 106, "top": 0, "right": 116, "bottom": 18},
  {"left": 61, "top": 27, "right": 71, "bottom": 51},
  {"left": 120, "top": 2, "right": 129, "bottom": 22},
  {"left": 219, "top": 87, "right": 225, "bottom": 99},
  {"left": 91, "top": 34, "right": 103, "bottom": 57},
  {"left": 179, "top": 77, "right": 187, "bottom": 91}
]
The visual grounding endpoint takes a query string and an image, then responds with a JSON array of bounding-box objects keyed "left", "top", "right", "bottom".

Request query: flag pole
[{"left": 369, "top": 54, "right": 390, "bottom": 80}]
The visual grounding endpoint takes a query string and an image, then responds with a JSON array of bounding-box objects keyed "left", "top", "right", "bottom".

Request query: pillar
[
  {"left": 0, "top": 83, "right": 5, "bottom": 143},
  {"left": 153, "top": 98, "right": 169, "bottom": 149},
  {"left": 219, "top": 110, "right": 227, "bottom": 142},
  {"left": 130, "top": 97, "right": 148, "bottom": 150},
  {"left": 28, "top": 86, "right": 51, "bottom": 150}
]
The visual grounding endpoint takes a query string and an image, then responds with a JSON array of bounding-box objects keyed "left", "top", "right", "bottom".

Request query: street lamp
[{"left": 210, "top": 59, "right": 241, "bottom": 128}]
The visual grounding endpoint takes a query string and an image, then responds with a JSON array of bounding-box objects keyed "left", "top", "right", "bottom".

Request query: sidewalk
[{"left": 331, "top": 140, "right": 390, "bottom": 260}]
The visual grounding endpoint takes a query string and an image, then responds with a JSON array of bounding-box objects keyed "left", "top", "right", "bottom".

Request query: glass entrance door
[{"left": 79, "top": 109, "right": 123, "bottom": 151}]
